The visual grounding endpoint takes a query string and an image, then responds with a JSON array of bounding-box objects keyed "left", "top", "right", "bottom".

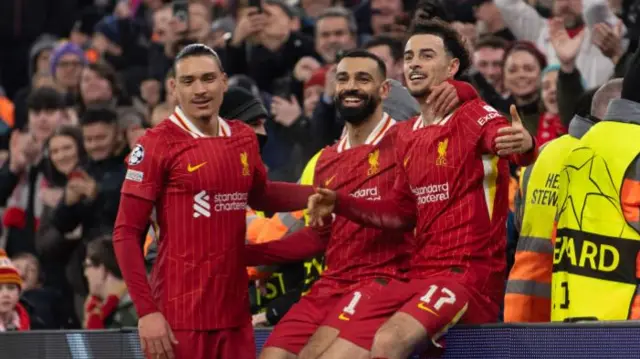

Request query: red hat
[
  {"left": 0, "top": 249, "right": 22, "bottom": 289},
  {"left": 304, "top": 66, "right": 329, "bottom": 91}
]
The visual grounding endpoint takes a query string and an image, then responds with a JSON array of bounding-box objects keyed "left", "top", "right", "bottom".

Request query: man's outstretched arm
[
  {"left": 244, "top": 223, "right": 331, "bottom": 266},
  {"left": 311, "top": 156, "right": 417, "bottom": 231},
  {"left": 248, "top": 140, "right": 315, "bottom": 212}
]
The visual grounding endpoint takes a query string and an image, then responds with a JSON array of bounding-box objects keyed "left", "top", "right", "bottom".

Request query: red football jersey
[
  {"left": 313, "top": 114, "right": 412, "bottom": 293},
  {"left": 395, "top": 100, "right": 513, "bottom": 303},
  {"left": 336, "top": 99, "right": 537, "bottom": 306},
  {"left": 121, "top": 107, "right": 268, "bottom": 330}
]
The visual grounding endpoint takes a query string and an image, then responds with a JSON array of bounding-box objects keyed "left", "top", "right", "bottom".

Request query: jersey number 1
[{"left": 343, "top": 291, "right": 363, "bottom": 315}]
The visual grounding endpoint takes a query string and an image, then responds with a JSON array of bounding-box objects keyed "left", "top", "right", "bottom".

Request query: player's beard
[{"left": 335, "top": 90, "right": 380, "bottom": 125}]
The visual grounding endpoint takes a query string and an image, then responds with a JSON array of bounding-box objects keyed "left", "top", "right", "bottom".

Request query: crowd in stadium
[{"left": 0, "top": 0, "right": 638, "bottom": 358}]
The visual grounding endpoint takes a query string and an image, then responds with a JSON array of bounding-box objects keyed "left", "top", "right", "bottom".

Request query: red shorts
[
  {"left": 339, "top": 277, "right": 499, "bottom": 351},
  {"left": 148, "top": 322, "right": 255, "bottom": 359},
  {"left": 263, "top": 279, "right": 388, "bottom": 354}
]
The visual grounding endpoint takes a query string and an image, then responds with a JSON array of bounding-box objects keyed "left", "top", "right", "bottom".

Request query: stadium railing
[{"left": 1, "top": 322, "right": 640, "bottom": 358}]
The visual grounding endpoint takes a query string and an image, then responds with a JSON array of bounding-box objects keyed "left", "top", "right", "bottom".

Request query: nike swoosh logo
[
  {"left": 417, "top": 302, "right": 440, "bottom": 317},
  {"left": 187, "top": 162, "right": 207, "bottom": 172},
  {"left": 325, "top": 175, "right": 336, "bottom": 187},
  {"left": 338, "top": 313, "right": 350, "bottom": 321}
]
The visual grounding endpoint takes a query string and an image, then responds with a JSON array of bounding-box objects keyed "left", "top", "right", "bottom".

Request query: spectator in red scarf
[{"left": 537, "top": 64, "right": 566, "bottom": 147}]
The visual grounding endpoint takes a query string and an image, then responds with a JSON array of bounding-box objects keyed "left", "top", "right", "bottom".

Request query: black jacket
[
  {"left": 223, "top": 32, "right": 320, "bottom": 93},
  {"left": 51, "top": 149, "right": 127, "bottom": 242}
]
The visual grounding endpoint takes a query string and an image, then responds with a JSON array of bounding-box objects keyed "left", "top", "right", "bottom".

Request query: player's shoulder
[
  {"left": 395, "top": 116, "right": 419, "bottom": 133},
  {"left": 138, "top": 120, "right": 187, "bottom": 144},
  {"left": 456, "top": 99, "right": 504, "bottom": 129},
  {"left": 225, "top": 118, "right": 256, "bottom": 137}
]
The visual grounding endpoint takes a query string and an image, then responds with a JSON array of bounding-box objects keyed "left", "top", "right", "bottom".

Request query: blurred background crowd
[{"left": 0, "top": 0, "right": 637, "bottom": 332}]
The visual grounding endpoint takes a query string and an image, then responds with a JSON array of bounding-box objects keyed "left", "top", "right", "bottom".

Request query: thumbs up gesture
[{"left": 495, "top": 105, "right": 534, "bottom": 156}]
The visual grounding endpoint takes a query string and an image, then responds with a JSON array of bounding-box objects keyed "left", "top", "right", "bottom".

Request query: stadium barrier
[{"left": 1, "top": 322, "right": 640, "bottom": 358}]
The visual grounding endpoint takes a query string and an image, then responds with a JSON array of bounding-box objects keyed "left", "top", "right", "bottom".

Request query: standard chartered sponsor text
[
  {"left": 214, "top": 192, "right": 248, "bottom": 211},
  {"left": 350, "top": 187, "right": 381, "bottom": 201},
  {"left": 412, "top": 183, "right": 450, "bottom": 204}
]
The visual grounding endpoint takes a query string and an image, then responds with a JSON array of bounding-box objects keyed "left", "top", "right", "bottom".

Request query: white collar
[
  {"left": 169, "top": 106, "right": 231, "bottom": 138},
  {"left": 412, "top": 112, "right": 454, "bottom": 131},
  {"left": 337, "top": 113, "right": 395, "bottom": 153}
]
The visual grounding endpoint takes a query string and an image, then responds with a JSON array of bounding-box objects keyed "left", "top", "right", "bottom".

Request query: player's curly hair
[{"left": 407, "top": 17, "right": 471, "bottom": 78}]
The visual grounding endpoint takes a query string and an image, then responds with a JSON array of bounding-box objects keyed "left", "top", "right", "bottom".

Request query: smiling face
[
  {"left": 171, "top": 55, "right": 228, "bottom": 121},
  {"left": 503, "top": 49, "right": 541, "bottom": 99},
  {"left": 403, "top": 34, "right": 459, "bottom": 99},
  {"left": 80, "top": 67, "right": 113, "bottom": 104},
  {"left": 333, "top": 56, "right": 388, "bottom": 125},
  {"left": 49, "top": 134, "right": 80, "bottom": 175}
]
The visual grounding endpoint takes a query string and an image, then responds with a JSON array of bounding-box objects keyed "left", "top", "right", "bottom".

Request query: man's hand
[
  {"left": 495, "top": 105, "right": 534, "bottom": 156},
  {"left": 8, "top": 131, "right": 28, "bottom": 174},
  {"left": 426, "top": 81, "right": 462, "bottom": 118},
  {"left": 293, "top": 56, "right": 321, "bottom": 83},
  {"left": 324, "top": 65, "right": 337, "bottom": 98},
  {"left": 271, "top": 96, "right": 302, "bottom": 127},
  {"left": 64, "top": 182, "right": 83, "bottom": 206},
  {"left": 230, "top": 7, "right": 267, "bottom": 47},
  {"left": 68, "top": 171, "right": 99, "bottom": 201},
  {"left": 308, "top": 188, "right": 337, "bottom": 227},
  {"left": 592, "top": 21, "right": 623, "bottom": 64},
  {"left": 138, "top": 312, "right": 178, "bottom": 359},
  {"left": 39, "top": 188, "right": 64, "bottom": 208},
  {"left": 549, "top": 17, "right": 585, "bottom": 73}
]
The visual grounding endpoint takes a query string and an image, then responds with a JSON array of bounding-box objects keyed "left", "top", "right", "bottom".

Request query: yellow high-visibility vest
[
  {"left": 552, "top": 120, "right": 640, "bottom": 321},
  {"left": 505, "top": 135, "right": 579, "bottom": 322}
]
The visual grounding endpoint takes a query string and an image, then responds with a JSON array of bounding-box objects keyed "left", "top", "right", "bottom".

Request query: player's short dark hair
[
  {"left": 174, "top": 43, "right": 225, "bottom": 74},
  {"left": 86, "top": 236, "right": 122, "bottom": 279},
  {"left": 408, "top": 18, "right": 471, "bottom": 78},
  {"left": 474, "top": 35, "right": 508, "bottom": 52},
  {"left": 27, "top": 87, "right": 66, "bottom": 112},
  {"left": 80, "top": 105, "right": 118, "bottom": 127},
  {"left": 339, "top": 49, "right": 388, "bottom": 79},
  {"left": 364, "top": 35, "right": 404, "bottom": 62}
]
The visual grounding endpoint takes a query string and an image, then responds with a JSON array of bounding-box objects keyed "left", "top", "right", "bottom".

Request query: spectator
[
  {"left": 226, "top": 0, "right": 319, "bottom": 93},
  {"left": 537, "top": 64, "right": 566, "bottom": 147},
  {"left": 502, "top": 41, "right": 548, "bottom": 136},
  {"left": 83, "top": 237, "right": 137, "bottom": 329},
  {"left": 370, "top": 0, "right": 407, "bottom": 37},
  {"left": 12, "top": 252, "right": 77, "bottom": 329},
  {"left": 50, "top": 42, "right": 88, "bottom": 99},
  {"left": 469, "top": 0, "right": 516, "bottom": 41},
  {"left": 0, "top": 249, "right": 30, "bottom": 332},
  {"left": 302, "top": 69, "right": 326, "bottom": 120},
  {"left": 12, "top": 34, "right": 58, "bottom": 131},
  {"left": 35, "top": 126, "right": 87, "bottom": 317},
  {"left": 494, "top": 0, "right": 615, "bottom": 87},
  {"left": 79, "top": 61, "right": 132, "bottom": 113},
  {"left": 51, "top": 107, "right": 127, "bottom": 298},
  {"left": 314, "top": 7, "right": 359, "bottom": 64},
  {"left": 0, "top": 87, "right": 67, "bottom": 256},
  {"left": 117, "top": 107, "right": 147, "bottom": 150},
  {"left": 364, "top": 35, "right": 404, "bottom": 82},
  {"left": 473, "top": 35, "right": 508, "bottom": 96}
]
